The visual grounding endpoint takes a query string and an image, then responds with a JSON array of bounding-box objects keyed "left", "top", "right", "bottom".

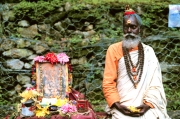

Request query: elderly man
[{"left": 102, "top": 6, "right": 171, "bottom": 119}]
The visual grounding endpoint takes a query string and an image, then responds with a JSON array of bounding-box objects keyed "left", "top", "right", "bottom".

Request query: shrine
[{"left": 16, "top": 52, "right": 99, "bottom": 119}]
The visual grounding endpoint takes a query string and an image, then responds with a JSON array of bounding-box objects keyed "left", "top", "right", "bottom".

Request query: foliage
[
  {"left": 69, "top": 35, "right": 82, "bottom": 44},
  {"left": 164, "top": 84, "right": 180, "bottom": 110},
  {"left": 2, "top": 0, "right": 180, "bottom": 4},
  {"left": 141, "top": 13, "right": 154, "bottom": 28},
  {"left": 90, "top": 38, "right": 97, "bottom": 45},
  {"left": 12, "top": 0, "right": 175, "bottom": 22},
  {"left": 13, "top": 0, "right": 62, "bottom": 21},
  {"left": 90, "top": 99, "right": 106, "bottom": 112},
  {"left": 0, "top": 86, "right": 11, "bottom": 105}
]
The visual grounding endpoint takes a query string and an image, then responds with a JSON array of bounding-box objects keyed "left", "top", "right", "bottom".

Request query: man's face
[
  {"left": 123, "top": 15, "right": 140, "bottom": 35},
  {"left": 122, "top": 15, "right": 141, "bottom": 49}
]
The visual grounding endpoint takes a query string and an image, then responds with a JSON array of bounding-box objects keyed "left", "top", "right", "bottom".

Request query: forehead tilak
[
  {"left": 124, "top": 16, "right": 138, "bottom": 25},
  {"left": 127, "top": 19, "right": 131, "bottom": 24}
]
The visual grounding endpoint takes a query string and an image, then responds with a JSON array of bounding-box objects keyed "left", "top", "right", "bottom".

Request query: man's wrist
[
  {"left": 143, "top": 100, "right": 154, "bottom": 108},
  {"left": 144, "top": 104, "right": 151, "bottom": 110},
  {"left": 111, "top": 102, "right": 120, "bottom": 109}
]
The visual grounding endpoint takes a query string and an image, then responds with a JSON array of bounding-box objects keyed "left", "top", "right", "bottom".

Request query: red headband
[
  {"left": 124, "top": 11, "right": 135, "bottom": 16},
  {"left": 124, "top": 5, "right": 135, "bottom": 16}
]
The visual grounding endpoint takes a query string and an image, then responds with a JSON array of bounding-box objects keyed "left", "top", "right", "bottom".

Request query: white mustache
[{"left": 124, "top": 33, "right": 139, "bottom": 38}]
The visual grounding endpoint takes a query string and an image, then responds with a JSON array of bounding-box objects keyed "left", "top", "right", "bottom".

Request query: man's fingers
[{"left": 131, "top": 113, "right": 141, "bottom": 117}]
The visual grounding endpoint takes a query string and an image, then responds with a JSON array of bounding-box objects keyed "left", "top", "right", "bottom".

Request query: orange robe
[{"left": 102, "top": 41, "right": 153, "bottom": 108}]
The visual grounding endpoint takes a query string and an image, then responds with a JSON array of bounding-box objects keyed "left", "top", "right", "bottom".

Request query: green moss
[
  {"left": 69, "top": 35, "right": 82, "bottom": 44},
  {"left": 13, "top": 0, "right": 62, "bottom": 21},
  {"left": 12, "top": 0, "right": 173, "bottom": 23}
]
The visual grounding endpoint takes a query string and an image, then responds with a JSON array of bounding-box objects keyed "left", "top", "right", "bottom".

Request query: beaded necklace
[{"left": 122, "top": 43, "right": 144, "bottom": 89}]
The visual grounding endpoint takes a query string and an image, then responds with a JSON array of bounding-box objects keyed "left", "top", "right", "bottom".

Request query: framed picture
[
  {"left": 168, "top": 5, "right": 180, "bottom": 27},
  {"left": 35, "top": 62, "right": 69, "bottom": 99}
]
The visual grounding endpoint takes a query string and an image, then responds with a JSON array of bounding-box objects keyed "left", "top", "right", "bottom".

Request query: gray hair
[{"left": 123, "top": 14, "right": 142, "bottom": 26}]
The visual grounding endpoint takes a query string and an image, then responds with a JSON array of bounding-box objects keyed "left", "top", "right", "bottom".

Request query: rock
[
  {"left": 78, "top": 57, "right": 87, "bottom": 65},
  {"left": 5, "top": 59, "right": 24, "bottom": 70},
  {"left": 85, "top": 24, "right": 93, "bottom": 31},
  {"left": 81, "top": 38, "right": 90, "bottom": 46},
  {"left": 8, "top": 90, "right": 16, "bottom": 97},
  {"left": 16, "top": 75, "right": 31, "bottom": 85},
  {"left": 3, "top": 48, "right": 33, "bottom": 58},
  {"left": 64, "top": 18, "right": 72, "bottom": 25},
  {"left": 37, "top": 24, "right": 51, "bottom": 33},
  {"left": 85, "top": 4, "right": 93, "bottom": 9},
  {"left": 0, "top": 39, "right": 15, "bottom": 50},
  {"left": 44, "top": 12, "right": 66, "bottom": 24},
  {"left": 18, "top": 20, "right": 30, "bottom": 27},
  {"left": 74, "top": 30, "right": 94, "bottom": 38},
  {"left": 27, "top": 55, "right": 38, "bottom": 60},
  {"left": 17, "top": 24, "right": 38, "bottom": 38},
  {"left": 24, "top": 63, "right": 32, "bottom": 69},
  {"left": 168, "top": 110, "right": 180, "bottom": 119},
  {"left": 65, "top": 2, "right": 71, "bottom": 11},
  {"left": 23, "top": 84, "right": 33, "bottom": 88},
  {"left": 32, "top": 42, "right": 49, "bottom": 54},
  {"left": 16, "top": 39, "right": 26, "bottom": 48},
  {"left": 71, "top": 59, "right": 79, "bottom": 65},
  {"left": 58, "top": 7, "right": 64, "bottom": 12},
  {"left": 137, "top": 6, "right": 143, "bottom": 15},
  {"left": 160, "top": 62, "right": 180, "bottom": 73},
  {"left": 2, "top": 10, "right": 15, "bottom": 21},
  {"left": 54, "top": 21, "right": 65, "bottom": 32},
  {"left": 49, "top": 29, "right": 63, "bottom": 40},
  {"left": 15, "top": 84, "right": 22, "bottom": 93},
  {"left": 70, "top": 57, "right": 87, "bottom": 65}
]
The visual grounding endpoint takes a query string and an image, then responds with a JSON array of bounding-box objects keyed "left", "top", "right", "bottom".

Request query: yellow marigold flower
[
  {"left": 127, "top": 106, "right": 140, "bottom": 112},
  {"left": 19, "top": 88, "right": 40, "bottom": 103},
  {"left": 35, "top": 104, "right": 49, "bottom": 117},
  {"left": 55, "top": 98, "right": 68, "bottom": 107}
]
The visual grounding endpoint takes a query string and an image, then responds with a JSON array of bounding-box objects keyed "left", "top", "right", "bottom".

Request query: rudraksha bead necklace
[{"left": 122, "top": 42, "right": 144, "bottom": 89}]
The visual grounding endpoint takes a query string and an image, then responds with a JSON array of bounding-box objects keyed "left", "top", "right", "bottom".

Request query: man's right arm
[{"left": 102, "top": 46, "right": 120, "bottom": 107}]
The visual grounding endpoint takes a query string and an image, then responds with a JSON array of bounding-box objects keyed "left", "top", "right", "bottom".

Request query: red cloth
[
  {"left": 71, "top": 109, "right": 96, "bottom": 119},
  {"left": 15, "top": 109, "right": 96, "bottom": 119},
  {"left": 124, "top": 11, "right": 135, "bottom": 16},
  {"left": 16, "top": 115, "right": 68, "bottom": 119}
]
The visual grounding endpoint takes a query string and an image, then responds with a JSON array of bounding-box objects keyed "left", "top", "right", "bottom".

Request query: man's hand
[
  {"left": 112, "top": 103, "right": 151, "bottom": 117},
  {"left": 112, "top": 102, "right": 132, "bottom": 116},
  {"left": 134, "top": 104, "right": 151, "bottom": 116}
]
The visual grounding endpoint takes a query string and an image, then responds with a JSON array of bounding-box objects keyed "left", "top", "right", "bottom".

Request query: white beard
[{"left": 122, "top": 33, "right": 141, "bottom": 49}]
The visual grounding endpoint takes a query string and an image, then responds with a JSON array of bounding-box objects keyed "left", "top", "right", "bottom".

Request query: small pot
[
  {"left": 49, "top": 105, "right": 58, "bottom": 111},
  {"left": 21, "top": 99, "right": 35, "bottom": 116}
]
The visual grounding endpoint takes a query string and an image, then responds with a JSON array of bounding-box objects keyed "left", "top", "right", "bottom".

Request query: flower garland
[
  {"left": 19, "top": 87, "right": 40, "bottom": 103},
  {"left": 60, "top": 103, "right": 77, "bottom": 116},
  {"left": 33, "top": 52, "right": 69, "bottom": 65},
  {"left": 35, "top": 100, "right": 77, "bottom": 117},
  {"left": 31, "top": 52, "right": 72, "bottom": 89},
  {"left": 19, "top": 88, "right": 77, "bottom": 117}
]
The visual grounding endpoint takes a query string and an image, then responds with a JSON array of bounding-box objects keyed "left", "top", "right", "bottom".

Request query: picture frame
[{"left": 35, "top": 62, "right": 69, "bottom": 99}]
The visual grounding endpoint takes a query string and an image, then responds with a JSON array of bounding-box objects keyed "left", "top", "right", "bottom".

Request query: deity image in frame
[{"left": 36, "top": 62, "right": 68, "bottom": 98}]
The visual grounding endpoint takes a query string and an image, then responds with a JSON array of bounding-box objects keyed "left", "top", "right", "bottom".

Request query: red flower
[{"left": 44, "top": 52, "right": 58, "bottom": 64}]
